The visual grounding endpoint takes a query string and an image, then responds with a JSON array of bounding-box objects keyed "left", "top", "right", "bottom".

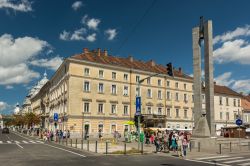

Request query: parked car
[{"left": 2, "top": 127, "right": 9, "bottom": 134}]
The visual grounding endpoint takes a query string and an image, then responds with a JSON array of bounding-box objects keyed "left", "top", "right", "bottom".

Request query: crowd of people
[
  {"left": 41, "top": 129, "right": 70, "bottom": 142},
  {"left": 144, "top": 130, "right": 191, "bottom": 158}
]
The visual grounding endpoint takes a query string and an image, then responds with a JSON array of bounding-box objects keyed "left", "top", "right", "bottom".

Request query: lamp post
[{"left": 136, "top": 73, "right": 160, "bottom": 150}]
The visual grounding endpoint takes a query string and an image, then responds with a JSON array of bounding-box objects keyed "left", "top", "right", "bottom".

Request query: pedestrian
[
  {"left": 150, "top": 133, "right": 155, "bottom": 144},
  {"left": 46, "top": 131, "right": 50, "bottom": 142},
  {"left": 182, "top": 135, "right": 188, "bottom": 158},
  {"left": 171, "top": 134, "right": 177, "bottom": 152},
  {"left": 67, "top": 130, "right": 70, "bottom": 139},
  {"left": 177, "top": 133, "right": 184, "bottom": 157},
  {"left": 154, "top": 135, "right": 160, "bottom": 153}
]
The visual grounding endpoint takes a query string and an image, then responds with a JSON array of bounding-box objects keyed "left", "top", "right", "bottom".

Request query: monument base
[{"left": 192, "top": 116, "right": 211, "bottom": 138}]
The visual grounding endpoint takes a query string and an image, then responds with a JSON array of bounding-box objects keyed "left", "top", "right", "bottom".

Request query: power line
[{"left": 115, "top": 0, "right": 158, "bottom": 55}]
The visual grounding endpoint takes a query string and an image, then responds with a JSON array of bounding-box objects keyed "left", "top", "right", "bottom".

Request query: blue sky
[{"left": 0, "top": 0, "right": 250, "bottom": 114}]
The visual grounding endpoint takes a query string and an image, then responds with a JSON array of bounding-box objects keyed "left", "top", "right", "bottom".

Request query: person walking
[
  {"left": 171, "top": 134, "right": 177, "bottom": 152},
  {"left": 154, "top": 135, "right": 160, "bottom": 153},
  {"left": 182, "top": 135, "right": 188, "bottom": 158},
  {"left": 177, "top": 133, "right": 184, "bottom": 158}
]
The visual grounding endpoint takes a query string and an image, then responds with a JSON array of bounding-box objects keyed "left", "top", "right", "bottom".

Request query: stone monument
[{"left": 192, "top": 17, "right": 216, "bottom": 137}]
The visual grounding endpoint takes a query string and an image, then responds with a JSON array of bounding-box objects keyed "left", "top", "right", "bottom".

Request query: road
[{"left": 1, "top": 129, "right": 249, "bottom": 166}]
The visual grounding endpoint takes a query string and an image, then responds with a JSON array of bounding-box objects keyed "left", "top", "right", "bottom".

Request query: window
[
  {"left": 147, "top": 89, "right": 152, "bottom": 98},
  {"left": 234, "top": 112, "right": 238, "bottom": 120},
  {"left": 175, "top": 92, "right": 179, "bottom": 101},
  {"left": 98, "top": 83, "right": 104, "bottom": 93},
  {"left": 124, "top": 105, "right": 128, "bottom": 115},
  {"left": 167, "top": 108, "right": 171, "bottom": 117},
  {"left": 238, "top": 99, "right": 240, "bottom": 107},
  {"left": 124, "top": 74, "right": 128, "bottom": 81},
  {"left": 158, "top": 90, "right": 162, "bottom": 99},
  {"left": 112, "top": 72, "right": 116, "bottom": 79},
  {"left": 158, "top": 79, "right": 162, "bottom": 86},
  {"left": 147, "top": 107, "right": 152, "bottom": 114},
  {"left": 220, "top": 112, "right": 223, "bottom": 120},
  {"left": 111, "top": 124, "right": 116, "bottom": 133},
  {"left": 184, "top": 110, "right": 188, "bottom": 118},
  {"left": 226, "top": 98, "right": 229, "bottom": 106},
  {"left": 219, "top": 96, "right": 223, "bottom": 105},
  {"left": 98, "top": 124, "right": 103, "bottom": 133},
  {"left": 226, "top": 112, "right": 229, "bottom": 120},
  {"left": 111, "top": 105, "right": 116, "bottom": 114},
  {"left": 111, "top": 104, "right": 116, "bottom": 114},
  {"left": 84, "top": 81, "right": 90, "bottom": 92},
  {"left": 147, "top": 78, "right": 151, "bottom": 85},
  {"left": 84, "top": 103, "right": 89, "bottom": 113},
  {"left": 175, "top": 82, "right": 179, "bottom": 88},
  {"left": 192, "top": 95, "right": 194, "bottom": 102},
  {"left": 111, "top": 85, "right": 116, "bottom": 95},
  {"left": 136, "top": 75, "right": 140, "bottom": 83},
  {"left": 176, "top": 109, "right": 179, "bottom": 117},
  {"left": 167, "top": 91, "right": 171, "bottom": 100},
  {"left": 167, "top": 81, "right": 170, "bottom": 87},
  {"left": 158, "top": 108, "right": 162, "bottom": 115},
  {"left": 98, "top": 104, "right": 103, "bottom": 113},
  {"left": 99, "top": 70, "right": 104, "bottom": 78},
  {"left": 123, "top": 86, "right": 129, "bottom": 96},
  {"left": 202, "top": 95, "right": 205, "bottom": 102},
  {"left": 192, "top": 85, "right": 194, "bottom": 91},
  {"left": 84, "top": 68, "right": 90, "bottom": 76},
  {"left": 184, "top": 83, "right": 187, "bottom": 90},
  {"left": 184, "top": 94, "right": 188, "bottom": 102},
  {"left": 234, "top": 99, "right": 236, "bottom": 107}
]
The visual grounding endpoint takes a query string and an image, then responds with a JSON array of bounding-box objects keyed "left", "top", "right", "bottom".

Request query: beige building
[
  {"left": 202, "top": 84, "right": 242, "bottom": 135},
  {"left": 45, "top": 48, "right": 194, "bottom": 138},
  {"left": 25, "top": 48, "right": 245, "bottom": 138}
]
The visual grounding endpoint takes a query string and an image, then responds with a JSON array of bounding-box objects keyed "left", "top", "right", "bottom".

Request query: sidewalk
[{"left": 14, "top": 130, "right": 250, "bottom": 158}]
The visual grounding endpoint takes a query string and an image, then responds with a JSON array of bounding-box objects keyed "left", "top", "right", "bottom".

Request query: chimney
[
  {"left": 104, "top": 49, "right": 108, "bottom": 56},
  {"left": 178, "top": 67, "right": 182, "bottom": 74},
  {"left": 128, "top": 55, "right": 133, "bottom": 62},
  {"left": 83, "top": 48, "right": 89, "bottom": 54},
  {"left": 149, "top": 60, "right": 155, "bottom": 67},
  {"left": 97, "top": 48, "right": 101, "bottom": 56}
]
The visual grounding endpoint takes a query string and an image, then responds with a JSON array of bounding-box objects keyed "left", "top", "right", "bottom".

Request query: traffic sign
[
  {"left": 136, "top": 96, "right": 141, "bottom": 114},
  {"left": 54, "top": 113, "right": 59, "bottom": 121},
  {"left": 236, "top": 119, "right": 243, "bottom": 126}
]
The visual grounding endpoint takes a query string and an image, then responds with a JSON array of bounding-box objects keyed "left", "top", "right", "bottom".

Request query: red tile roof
[
  {"left": 214, "top": 85, "right": 242, "bottom": 97},
  {"left": 70, "top": 49, "right": 192, "bottom": 80}
]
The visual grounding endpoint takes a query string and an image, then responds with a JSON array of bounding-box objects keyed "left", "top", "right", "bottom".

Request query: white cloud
[
  {"left": 0, "top": 34, "right": 48, "bottom": 67},
  {"left": 72, "top": 1, "right": 83, "bottom": 11},
  {"left": 86, "top": 18, "right": 100, "bottom": 30},
  {"left": 0, "top": 63, "right": 40, "bottom": 85},
  {"left": 105, "top": 29, "right": 117, "bottom": 40},
  {"left": 0, "top": 0, "right": 32, "bottom": 12},
  {"left": 81, "top": 14, "right": 88, "bottom": 24},
  {"left": 5, "top": 85, "right": 13, "bottom": 89},
  {"left": 215, "top": 72, "right": 250, "bottom": 94},
  {"left": 213, "top": 39, "right": 250, "bottom": 64},
  {"left": 30, "top": 56, "right": 63, "bottom": 71},
  {"left": 214, "top": 72, "right": 235, "bottom": 86},
  {"left": 232, "top": 79, "right": 250, "bottom": 94},
  {"left": 59, "top": 28, "right": 86, "bottom": 41},
  {"left": 59, "top": 30, "right": 70, "bottom": 41},
  {"left": 0, "top": 101, "right": 8, "bottom": 111},
  {"left": 86, "top": 33, "right": 96, "bottom": 42},
  {"left": 214, "top": 25, "right": 250, "bottom": 44}
]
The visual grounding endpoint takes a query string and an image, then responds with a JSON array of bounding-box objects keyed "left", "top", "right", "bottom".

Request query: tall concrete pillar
[
  {"left": 192, "top": 27, "right": 202, "bottom": 128},
  {"left": 204, "top": 21, "right": 216, "bottom": 137}
]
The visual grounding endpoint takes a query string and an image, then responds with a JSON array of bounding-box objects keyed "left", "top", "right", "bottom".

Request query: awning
[{"left": 124, "top": 121, "right": 135, "bottom": 125}]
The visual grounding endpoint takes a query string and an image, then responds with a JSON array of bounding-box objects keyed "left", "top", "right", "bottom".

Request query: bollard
[
  {"left": 141, "top": 142, "right": 143, "bottom": 154},
  {"left": 230, "top": 142, "right": 232, "bottom": 152},
  {"left": 87, "top": 140, "right": 90, "bottom": 151},
  {"left": 198, "top": 142, "right": 200, "bottom": 152},
  {"left": 66, "top": 138, "right": 68, "bottom": 146},
  {"left": 219, "top": 144, "right": 222, "bottom": 154},
  {"left": 189, "top": 141, "right": 192, "bottom": 152},
  {"left": 124, "top": 142, "right": 127, "bottom": 155},
  {"left": 81, "top": 140, "right": 83, "bottom": 150},
  {"left": 75, "top": 139, "right": 78, "bottom": 148},
  {"left": 106, "top": 142, "right": 108, "bottom": 155},
  {"left": 95, "top": 141, "right": 98, "bottom": 153},
  {"left": 248, "top": 142, "right": 250, "bottom": 151},
  {"left": 70, "top": 139, "right": 72, "bottom": 147}
]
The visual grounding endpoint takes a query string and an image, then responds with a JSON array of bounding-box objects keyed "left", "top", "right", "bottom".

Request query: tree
[{"left": 24, "top": 112, "right": 41, "bottom": 128}]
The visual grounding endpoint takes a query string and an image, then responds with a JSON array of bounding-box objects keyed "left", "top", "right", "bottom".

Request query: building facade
[
  {"left": 242, "top": 95, "right": 250, "bottom": 128},
  {"left": 25, "top": 48, "right": 245, "bottom": 138}
]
